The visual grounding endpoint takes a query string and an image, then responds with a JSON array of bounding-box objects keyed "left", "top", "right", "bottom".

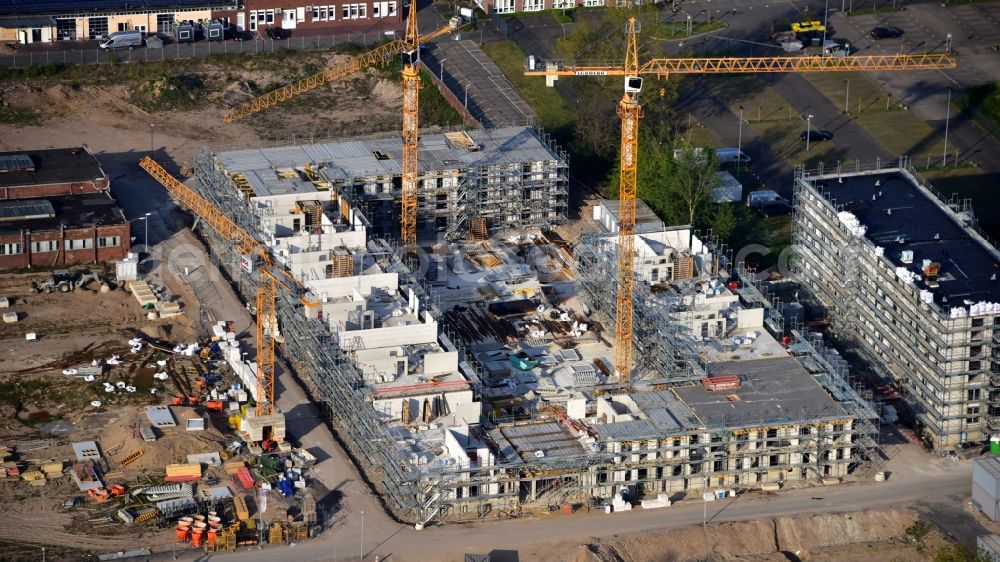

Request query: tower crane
[
  {"left": 223, "top": 13, "right": 458, "bottom": 123},
  {"left": 223, "top": 5, "right": 461, "bottom": 247},
  {"left": 139, "top": 156, "right": 319, "bottom": 443},
  {"left": 525, "top": 18, "right": 956, "bottom": 384}
]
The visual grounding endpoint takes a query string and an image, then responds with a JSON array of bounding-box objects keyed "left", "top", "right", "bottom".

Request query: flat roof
[
  {"left": 0, "top": 147, "right": 105, "bottom": 190},
  {"left": 488, "top": 421, "right": 584, "bottom": 462},
  {"left": 215, "top": 127, "right": 561, "bottom": 197},
  {"left": 0, "top": 193, "right": 126, "bottom": 234},
  {"left": 597, "top": 199, "right": 665, "bottom": 233},
  {"left": 0, "top": 0, "right": 232, "bottom": 17},
  {"left": 804, "top": 171, "right": 1000, "bottom": 308},
  {"left": 674, "top": 357, "right": 848, "bottom": 428}
]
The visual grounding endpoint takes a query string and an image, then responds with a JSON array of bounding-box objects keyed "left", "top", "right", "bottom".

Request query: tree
[
  {"left": 666, "top": 142, "right": 721, "bottom": 226},
  {"left": 709, "top": 203, "right": 737, "bottom": 241}
]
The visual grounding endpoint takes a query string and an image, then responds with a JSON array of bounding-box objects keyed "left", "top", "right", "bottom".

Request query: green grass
[
  {"left": 845, "top": 5, "right": 903, "bottom": 16},
  {"left": 802, "top": 72, "right": 905, "bottom": 116},
  {"left": 481, "top": 40, "right": 576, "bottom": 132},
  {"left": 418, "top": 69, "right": 464, "bottom": 126},
  {"left": 683, "top": 120, "right": 719, "bottom": 147},
  {"left": 713, "top": 75, "right": 799, "bottom": 124},
  {"left": 750, "top": 120, "right": 848, "bottom": 170},
  {"left": 853, "top": 111, "right": 938, "bottom": 158},
  {"left": 645, "top": 20, "right": 726, "bottom": 40},
  {"left": 730, "top": 205, "right": 793, "bottom": 269},
  {"left": 962, "top": 82, "right": 1000, "bottom": 142},
  {"left": 917, "top": 166, "right": 1000, "bottom": 238},
  {"left": 0, "top": 104, "right": 41, "bottom": 126}
]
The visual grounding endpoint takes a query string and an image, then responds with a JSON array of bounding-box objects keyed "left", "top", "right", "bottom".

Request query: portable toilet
[
  {"left": 991, "top": 435, "right": 1000, "bottom": 455},
  {"left": 175, "top": 22, "right": 196, "bottom": 43},
  {"left": 206, "top": 20, "right": 224, "bottom": 41}
]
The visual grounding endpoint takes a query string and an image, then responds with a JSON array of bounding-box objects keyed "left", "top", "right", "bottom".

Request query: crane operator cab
[{"left": 625, "top": 76, "right": 643, "bottom": 94}]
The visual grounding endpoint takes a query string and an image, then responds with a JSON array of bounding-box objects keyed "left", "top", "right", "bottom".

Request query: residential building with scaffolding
[
  {"left": 190, "top": 146, "right": 878, "bottom": 523},
  {"left": 792, "top": 160, "right": 1000, "bottom": 449},
  {"left": 204, "top": 126, "right": 568, "bottom": 243}
]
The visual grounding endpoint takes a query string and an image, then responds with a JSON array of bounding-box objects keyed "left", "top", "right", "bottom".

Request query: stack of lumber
[{"left": 164, "top": 463, "right": 202, "bottom": 482}]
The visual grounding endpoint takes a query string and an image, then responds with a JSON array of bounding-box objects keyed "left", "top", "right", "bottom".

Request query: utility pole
[
  {"left": 943, "top": 87, "right": 952, "bottom": 166},
  {"left": 737, "top": 105, "right": 744, "bottom": 176},
  {"left": 806, "top": 114, "right": 814, "bottom": 152},
  {"left": 844, "top": 79, "right": 850, "bottom": 114}
]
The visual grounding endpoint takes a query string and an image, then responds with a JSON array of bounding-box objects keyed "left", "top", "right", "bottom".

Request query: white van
[
  {"left": 712, "top": 148, "right": 752, "bottom": 166},
  {"left": 100, "top": 31, "right": 143, "bottom": 50}
]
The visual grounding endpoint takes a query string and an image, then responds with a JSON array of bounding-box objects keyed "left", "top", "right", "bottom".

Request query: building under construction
[
  {"left": 207, "top": 126, "right": 568, "bottom": 242},
  {"left": 189, "top": 145, "right": 879, "bottom": 524},
  {"left": 792, "top": 159, "right": 1000, "bottom": 449}
]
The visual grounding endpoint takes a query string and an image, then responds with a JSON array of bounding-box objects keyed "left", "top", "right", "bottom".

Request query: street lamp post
[
  {"left": 439, "top": 58, "right": 447, "bottom": 82},
  {"left": 149, "top": 123, "right": 154, "bottom": 155},
  {"left": 943, "top": 87, "right": 952, "bottom": 165},
  {"left": 360, "top": 510, "right": 365, "bottom": 560},
  {"left": 844, "top": 79, "right": 850, "bottom": 114},
  {"left": 946, "top": 33, "right": 952, "bottom": 54},
  {"left": 737, "top": 105, "right": 744, "bottom": 176},
  {"left": 806, "top": 114, "right": 814, "bottom": 152}
]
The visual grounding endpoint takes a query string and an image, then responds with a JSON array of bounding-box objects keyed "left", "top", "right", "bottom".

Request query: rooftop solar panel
[
  {"left": 0, "top": 199, "right": 55, "bottom": 222},
  {"left": 0, "top": 154, "right": 34, "bottom": 173},
  {"left": 0, "top": 0, "right": 233, "bottom": 17}
]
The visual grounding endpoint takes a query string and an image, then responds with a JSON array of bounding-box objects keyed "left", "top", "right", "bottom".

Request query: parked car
[
  {"left": 233, "top": 30, "right": 255, "bottom": 41},
  {"left": 265, "top": 26, "right": 292, "bottom": 40},
  {"left": 752, "top": 199, "right": 793, "bottom": 217},
  {"left": 870, "top": 25, "right": 903, "bottom": 40},
  {"left": 99, "top": 30, "right": 143, "bottom": 50},
  {"left": 800, "top": 129, "right": 834, "bottom": 142}
]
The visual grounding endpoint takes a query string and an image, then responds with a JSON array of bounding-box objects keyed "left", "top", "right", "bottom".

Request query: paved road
[
  {"left": 832, "top": 3, "right": 1000, "bottom": 174},
  {"left": 422, "top": 40, "right": 536, "bottom": 128},
  {"left": 156, "top": 442, "right": 979, "bottom": 561}
]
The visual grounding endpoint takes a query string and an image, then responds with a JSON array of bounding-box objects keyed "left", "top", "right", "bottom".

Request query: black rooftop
[
  {"left": 809, "top": 171, "right": 1000, "bottom": 309},
  {"left": 0, "top": 147, "right": 105, "bottom": 190},
  {"left": 0, "top": 1, "right": 233, "bottom": 17},
  {"left": 0, "top": 193, "right": 126, "bottom": 234}
]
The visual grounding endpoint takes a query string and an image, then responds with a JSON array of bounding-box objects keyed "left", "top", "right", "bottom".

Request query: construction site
[
  {"left": 792, "top": 159, "right": 1000, "bottom": 449},
  {"left": 4, "top": 0, "right": 997, "bottom": 560}
]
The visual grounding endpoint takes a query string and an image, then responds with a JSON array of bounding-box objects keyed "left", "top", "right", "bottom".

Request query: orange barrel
[
  {"left": 175, "top": 525, "right": 189, "bottom": 541},
  {"left": 179, "top": 516, "right": 194, "bottom": 525},
  {"left": 208, "top": 515, "right": 221, "bottom": 525},
  {"left": 191, "top": 532, "right": 204, "bottom": 547},
  {"left": 208, "top": 510, "right": 217, "bottom": 517},
  {"left": 207, "top": 529, "right": 217, "bottom": 545},
  {"left": 193, "top": 514, "right": 206, "bottom": 523}
]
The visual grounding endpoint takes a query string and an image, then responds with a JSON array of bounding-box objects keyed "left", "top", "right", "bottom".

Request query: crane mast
[
  {"left": 614, "top": 19, "right": 641, "bottom": 381},
  {"left": 401, "top": 0, "right": 421, "bottom": 246},
  {"left": 138, "top": 157, "right": 315, "bottom": 422},
  {"left": 524, "top": 18, "right": 955, "bottom": 387}
]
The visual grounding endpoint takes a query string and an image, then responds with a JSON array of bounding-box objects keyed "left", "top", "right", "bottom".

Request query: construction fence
[{"left": 0, "top": 34, "right": 390, "bottom": 69}]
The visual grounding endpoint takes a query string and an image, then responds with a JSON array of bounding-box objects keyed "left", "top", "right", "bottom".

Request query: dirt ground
[
  {"left": 0, "top": 49, "right": 408, "bottom": 157},
  {"left": 562, "top": 508, "right": 961, "bottom": 562}
]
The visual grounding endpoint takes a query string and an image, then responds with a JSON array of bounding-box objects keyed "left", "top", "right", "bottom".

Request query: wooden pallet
[{"left": 119, "top": 449, "right": 144, "bottom": 468}]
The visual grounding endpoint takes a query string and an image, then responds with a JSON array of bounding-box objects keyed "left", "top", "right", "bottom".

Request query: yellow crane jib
[
  {"left": 138, "top": 156, "right": 321, "bottom": 417},
  {"left": 223, "top": 22, "right": 461, "bottom": 123},
  {"left": 525, "top": 53, "right": 956, "bottom": 79},
  {"left": 522, "top": 17, "right": 956, "bottom": 386}
]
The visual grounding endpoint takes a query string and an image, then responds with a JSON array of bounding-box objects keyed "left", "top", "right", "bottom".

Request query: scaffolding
[
  {"left": 574, "top": 232, "right": 706, "bottom": 384},
  {"left": 790, "top": 159, "right": 993, "bottom": 448},
  {"left": 187, "top": 149, "right": 887, "bottom": 522}
]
